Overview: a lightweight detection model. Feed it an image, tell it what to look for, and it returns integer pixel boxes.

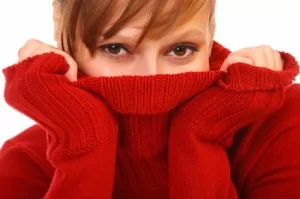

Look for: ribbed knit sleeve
[3,53,118,198]
[168,50,299,198]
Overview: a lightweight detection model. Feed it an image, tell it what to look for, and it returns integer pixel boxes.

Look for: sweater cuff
[218,52,299,92]
[3,52,69,76]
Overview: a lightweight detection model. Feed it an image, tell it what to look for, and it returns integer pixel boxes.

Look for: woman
[0,0,299,198]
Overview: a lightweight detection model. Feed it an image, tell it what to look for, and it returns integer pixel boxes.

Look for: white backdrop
[0,0,299,146]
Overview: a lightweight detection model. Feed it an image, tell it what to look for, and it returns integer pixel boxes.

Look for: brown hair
[56,0,216,56]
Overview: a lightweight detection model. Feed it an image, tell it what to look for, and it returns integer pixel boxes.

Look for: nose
[134,54,158,76]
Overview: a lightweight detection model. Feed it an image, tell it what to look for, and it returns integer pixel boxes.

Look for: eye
[99,43,129,56]
[167,44,199,58]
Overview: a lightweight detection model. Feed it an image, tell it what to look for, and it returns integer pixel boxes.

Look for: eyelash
[99,43,129,53]
[98,43,199,58]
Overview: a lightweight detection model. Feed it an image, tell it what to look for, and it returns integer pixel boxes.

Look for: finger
[274,51,283,71]
[53,49,78,81]
[18,46,28,62]
[220,55,254,72]
[231,47,268,68]
[18,46,36,62]
[262,46,276,70]
[18,39,40,62]
[243,49,267,67]
[64,61,78,82]
[18,47,23,59]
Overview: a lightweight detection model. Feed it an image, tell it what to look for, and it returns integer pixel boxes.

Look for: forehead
[102,0,212,39]
[71,0,213,54]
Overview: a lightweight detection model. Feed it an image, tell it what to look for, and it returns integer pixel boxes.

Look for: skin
[65,1,214,76]
[18,0,283,81]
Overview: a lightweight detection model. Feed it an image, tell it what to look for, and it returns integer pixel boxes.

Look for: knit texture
[1,41,299,199]
[3,54,119,198]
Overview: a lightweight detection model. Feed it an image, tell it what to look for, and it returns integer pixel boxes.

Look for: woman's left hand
[168,44,299,199]
[221,45,283,72]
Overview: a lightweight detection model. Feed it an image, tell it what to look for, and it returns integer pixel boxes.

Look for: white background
[0,0,299,146]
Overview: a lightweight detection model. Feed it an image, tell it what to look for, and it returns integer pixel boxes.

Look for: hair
[55,0,216,57]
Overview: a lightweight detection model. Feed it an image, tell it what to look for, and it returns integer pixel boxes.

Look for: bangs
[60,0,210,56]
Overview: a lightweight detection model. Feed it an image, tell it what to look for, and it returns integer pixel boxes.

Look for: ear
[53,1,62,48]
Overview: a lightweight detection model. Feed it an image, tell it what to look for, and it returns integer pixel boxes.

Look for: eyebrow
[100,28,205,43]
[101,29,143,44]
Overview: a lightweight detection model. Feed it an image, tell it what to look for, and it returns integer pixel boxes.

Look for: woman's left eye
[167,44,199,58]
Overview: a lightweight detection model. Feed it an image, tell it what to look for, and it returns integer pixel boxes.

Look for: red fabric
[0,42,300,198]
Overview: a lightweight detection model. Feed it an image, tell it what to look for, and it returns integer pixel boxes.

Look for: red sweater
[1,42,300,199]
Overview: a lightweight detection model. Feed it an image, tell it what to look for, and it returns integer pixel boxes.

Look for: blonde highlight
[56,0,216,56]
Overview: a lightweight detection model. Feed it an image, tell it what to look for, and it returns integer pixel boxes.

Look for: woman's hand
[3,39,119,198]
[4,38,119,157]
[18,39,78,81]
[168,45,298,199]
[221,45,283,72]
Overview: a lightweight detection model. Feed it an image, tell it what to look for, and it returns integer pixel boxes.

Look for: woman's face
[54,1,214,77]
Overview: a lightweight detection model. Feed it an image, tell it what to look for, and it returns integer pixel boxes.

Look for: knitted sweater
[1,42,299,199]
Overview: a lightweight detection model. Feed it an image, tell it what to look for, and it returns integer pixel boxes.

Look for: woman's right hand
[3,39,119,198]
[18,39,78,81]
[3,39,118,158]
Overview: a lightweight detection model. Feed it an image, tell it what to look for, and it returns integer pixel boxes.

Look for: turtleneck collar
[77,71,223,114]
[76,41,229,115]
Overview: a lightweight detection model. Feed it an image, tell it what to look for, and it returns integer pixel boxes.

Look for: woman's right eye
[99,43,129,57]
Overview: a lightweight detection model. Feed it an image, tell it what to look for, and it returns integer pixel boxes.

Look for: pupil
[108,45,121,54]
[174,46,186,56]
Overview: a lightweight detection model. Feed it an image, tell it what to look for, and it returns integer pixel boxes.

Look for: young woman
[0,0,299,198]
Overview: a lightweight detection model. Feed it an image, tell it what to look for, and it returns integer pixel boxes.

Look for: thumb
[53,49,78,82]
